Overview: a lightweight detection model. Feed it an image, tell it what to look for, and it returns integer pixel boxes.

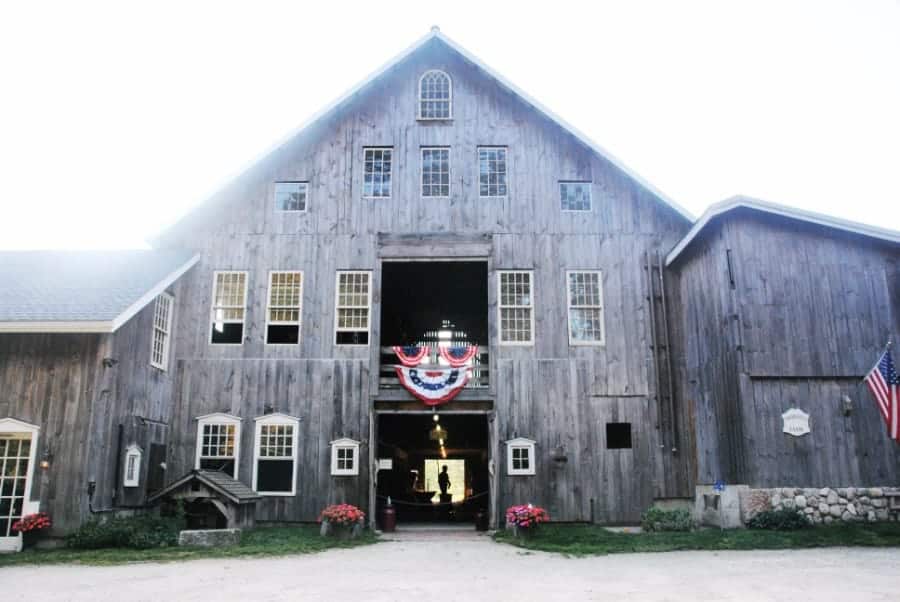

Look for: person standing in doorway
[438,465,451,496]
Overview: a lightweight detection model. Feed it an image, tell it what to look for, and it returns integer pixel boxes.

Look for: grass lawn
[493,522,900,556]
[0,525,377,567]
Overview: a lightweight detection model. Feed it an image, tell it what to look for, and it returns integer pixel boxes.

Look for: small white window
[123,444,142,487]
[498,271,534,345]
[195,413,241,479]
[150,292,174,370]
[478,147,507,197]
[421,147,450,197]
[210,271,248,345]
[566,271,605,345]
[560,181,592,211]
[266,271,303,345]
[418,70,452,119]
[253,413,300,496]
[506,438,535,476]
[334,271,372,346]
[330,438,360,476]
[363,148,393,198]
[275,181,308,212]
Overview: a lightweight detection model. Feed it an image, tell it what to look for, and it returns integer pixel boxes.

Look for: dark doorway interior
[380,261,488,346]
[376,413,489,524]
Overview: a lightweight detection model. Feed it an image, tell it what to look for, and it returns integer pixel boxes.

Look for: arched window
[418,70,452,120]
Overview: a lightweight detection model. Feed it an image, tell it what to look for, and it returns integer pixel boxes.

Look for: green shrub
[746,508,810,531]
[641,507,693,532]
[66,513,185,550]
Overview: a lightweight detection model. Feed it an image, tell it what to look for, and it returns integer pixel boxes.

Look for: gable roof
[148,469,261,505]
[155,28,691,242]
[0,249,199,333]
[666,195,900,266]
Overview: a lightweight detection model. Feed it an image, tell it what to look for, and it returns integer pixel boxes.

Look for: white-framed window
[195,413,241,479]
[363,147,393,198]
[0,418,40,541]
[566,270,605,345]
[210,271,248,345]
[150,292,174,370]
[478,147,507,197]
[123,444,142,488]
[506,438,536,476]
[274,181,309,212]
[418,70,452,120]
[421,147,450,197]
[330,438,360,476]
[498,270,534,345]
[253,413,300,496]
[334,271,372,346]
[266,271,303,345]
[560,181,592,211]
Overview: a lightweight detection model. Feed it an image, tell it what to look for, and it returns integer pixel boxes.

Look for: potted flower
[318,504,365,539]
[12,512,52,549]
[505,504,548,538]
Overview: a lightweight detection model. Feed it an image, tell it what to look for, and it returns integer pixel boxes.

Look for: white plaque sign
[782,408,810,436]
[377,458,393,470]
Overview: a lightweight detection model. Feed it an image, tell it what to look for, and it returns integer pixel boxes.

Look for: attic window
[275,182,308,212]
[418,70,452,119]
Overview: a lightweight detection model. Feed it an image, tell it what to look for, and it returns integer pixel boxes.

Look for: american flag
[865,347,900,442]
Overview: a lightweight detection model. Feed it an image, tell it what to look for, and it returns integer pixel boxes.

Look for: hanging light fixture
[429,423,448,442]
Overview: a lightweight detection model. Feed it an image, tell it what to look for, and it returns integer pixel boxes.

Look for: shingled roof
[0,249,198,333]
[148,469,262,505]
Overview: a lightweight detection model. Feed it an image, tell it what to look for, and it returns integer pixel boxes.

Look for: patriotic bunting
[439,345,478,367]
[394,366,470,406]
[392,346,429,367]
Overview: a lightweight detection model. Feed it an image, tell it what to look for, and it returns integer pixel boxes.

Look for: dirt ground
[4,531,900,601]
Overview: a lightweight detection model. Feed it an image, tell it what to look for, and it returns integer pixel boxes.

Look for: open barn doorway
[375,413,490,526]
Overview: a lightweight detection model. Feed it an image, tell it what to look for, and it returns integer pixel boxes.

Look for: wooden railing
[379,346,490,389]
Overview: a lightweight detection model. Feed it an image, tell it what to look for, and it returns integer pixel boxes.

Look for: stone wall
[741,487,900,525]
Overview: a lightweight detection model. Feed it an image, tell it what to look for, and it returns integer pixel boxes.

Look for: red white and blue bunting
[392,346,429,367]
[394,367,471,406]
[439,345,478,367]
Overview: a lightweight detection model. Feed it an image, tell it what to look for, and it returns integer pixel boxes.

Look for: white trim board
[0,254,200,334]
[152,27,691,245]
[665,196,900,267]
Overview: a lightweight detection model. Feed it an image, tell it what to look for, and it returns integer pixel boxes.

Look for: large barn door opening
[375,413,490,527]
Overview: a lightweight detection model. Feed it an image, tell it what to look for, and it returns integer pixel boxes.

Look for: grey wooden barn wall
[668,210,900,489]
[158,38,691,524]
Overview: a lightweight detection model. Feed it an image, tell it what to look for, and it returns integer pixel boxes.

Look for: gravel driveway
[4,531,899,601]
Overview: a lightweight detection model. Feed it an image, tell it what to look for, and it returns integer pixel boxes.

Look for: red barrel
[381,503,397,532]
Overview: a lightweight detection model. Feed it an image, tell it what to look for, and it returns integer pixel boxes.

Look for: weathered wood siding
[669,209,900,488]
[153,38,690,523]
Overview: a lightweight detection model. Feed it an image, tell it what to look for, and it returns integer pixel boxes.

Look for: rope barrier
[375,490,489,508]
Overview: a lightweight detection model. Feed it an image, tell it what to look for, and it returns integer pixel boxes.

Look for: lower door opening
[376,413,489,526]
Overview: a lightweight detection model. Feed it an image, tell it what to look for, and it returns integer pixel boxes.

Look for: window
[266,271,303,345]
[210,271,248,345]
[418,70,452,119]
[330,438,360,476]
[363,148,393,198]
[274,181,308,212]
[334,271,371,345]
[253,414,299,496]
[0,419,39,540]
[560,181,592,211]
[478,147,507,197]
[506,438,536,476]
[498,271,534,345]
[421,147,450,197]
[606,423,632,449]
[566,271,605,345]
[195,414,241,478]
[123,444,142,488]
[150,293,174,370]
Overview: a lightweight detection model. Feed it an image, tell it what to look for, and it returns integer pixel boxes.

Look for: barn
[0,29,897,550]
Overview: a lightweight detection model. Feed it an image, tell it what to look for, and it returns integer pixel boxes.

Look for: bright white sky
[1,0,898,249]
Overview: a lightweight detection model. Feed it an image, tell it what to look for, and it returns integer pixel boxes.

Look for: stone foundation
[178,528,241,547]
[741,487,900,525]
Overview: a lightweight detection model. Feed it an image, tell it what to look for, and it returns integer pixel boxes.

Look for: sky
[0,0,898,249]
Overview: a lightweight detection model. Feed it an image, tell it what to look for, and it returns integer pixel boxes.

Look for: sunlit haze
[1,0,898,249]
